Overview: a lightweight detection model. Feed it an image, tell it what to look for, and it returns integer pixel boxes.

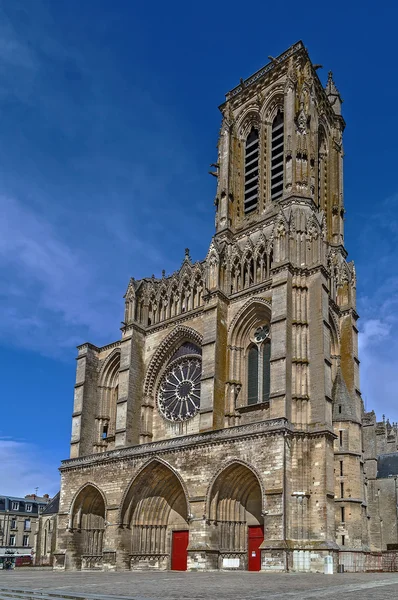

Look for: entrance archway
[71,484,105,569]
[208,462,264,570]
[120,460,189,570]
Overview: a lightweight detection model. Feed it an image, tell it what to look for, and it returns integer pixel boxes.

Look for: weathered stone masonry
[53,41,397,573]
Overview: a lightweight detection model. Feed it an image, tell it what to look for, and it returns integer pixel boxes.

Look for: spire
[332,368,360,423]
[182,247,192,265]
[325,71,342,116]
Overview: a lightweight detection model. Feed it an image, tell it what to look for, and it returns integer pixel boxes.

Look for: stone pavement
[1,570,398,600]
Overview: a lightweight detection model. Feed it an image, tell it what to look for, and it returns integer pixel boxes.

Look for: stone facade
[34,493,60,566]
[54,41,392,573]
[0,493,50,568]
[364,414,398,553]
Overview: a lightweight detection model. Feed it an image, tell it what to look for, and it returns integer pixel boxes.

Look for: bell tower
[214,41,345,248]
[212,41,368,560]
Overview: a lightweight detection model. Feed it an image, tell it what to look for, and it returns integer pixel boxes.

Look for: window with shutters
[271,110,284,201]
[247,325,271,405]
[244,127,259,213]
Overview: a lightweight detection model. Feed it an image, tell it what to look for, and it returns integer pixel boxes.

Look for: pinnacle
[325,71,340,97]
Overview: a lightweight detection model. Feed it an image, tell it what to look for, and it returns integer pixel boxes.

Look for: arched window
[247,326,271,405]
[96,351,120,451]
[244,127,259,213]
[318,128,328,208]
[271,111,284,201]
[247,346,259,404]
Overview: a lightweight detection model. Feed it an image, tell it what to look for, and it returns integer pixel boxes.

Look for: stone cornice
[60,418,291,471]
[76,340,121,354]
[224,41,304,103]
[60,419,338,471]
[76,341,99,353]
[98,340,121,353]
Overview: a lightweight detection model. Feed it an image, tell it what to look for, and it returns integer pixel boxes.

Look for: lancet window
[318,127,328,209]
[244,127,259,213]
[247,325,271,405]
[271,110,284,201]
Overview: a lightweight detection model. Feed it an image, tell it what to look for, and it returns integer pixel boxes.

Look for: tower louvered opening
[244,128,259,213]
[271,111,284,201]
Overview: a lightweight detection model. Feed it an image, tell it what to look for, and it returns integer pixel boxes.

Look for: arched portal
[121,460,189,570]
[71,485,105,569]
[209,462,264,571]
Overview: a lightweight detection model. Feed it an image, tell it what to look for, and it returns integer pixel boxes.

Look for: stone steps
[0,589,135,600]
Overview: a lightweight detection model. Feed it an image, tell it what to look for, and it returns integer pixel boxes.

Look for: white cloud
[358,297,398,422]
[0,438,60,497]
[0,192,177,357]
[0,195,125,356]
[358,319,391,353]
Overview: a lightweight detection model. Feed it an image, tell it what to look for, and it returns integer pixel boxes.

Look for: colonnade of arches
[68,460,264,571]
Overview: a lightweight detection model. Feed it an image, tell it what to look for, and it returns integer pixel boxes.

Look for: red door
[248,526,264,571]
[171,530,189,571]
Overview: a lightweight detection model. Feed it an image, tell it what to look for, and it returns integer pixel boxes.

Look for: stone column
[269,267,293,422]
[116,324,145,448]
[70,343,99,458]
[187,499,218,570]
[199,292,229,432]
[307,268,332,426]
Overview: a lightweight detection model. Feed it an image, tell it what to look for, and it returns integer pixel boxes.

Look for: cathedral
[53,41,398,573]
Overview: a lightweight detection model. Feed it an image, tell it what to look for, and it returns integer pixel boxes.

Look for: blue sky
[1,0,397,496]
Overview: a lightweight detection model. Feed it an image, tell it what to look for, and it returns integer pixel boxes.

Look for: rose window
[158,357,201,422]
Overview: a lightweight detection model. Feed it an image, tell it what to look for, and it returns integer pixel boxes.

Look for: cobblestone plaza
[1,571,398,600]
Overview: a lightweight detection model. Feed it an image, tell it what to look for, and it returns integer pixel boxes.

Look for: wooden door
[171,530,188,571]
[248,525,263,571]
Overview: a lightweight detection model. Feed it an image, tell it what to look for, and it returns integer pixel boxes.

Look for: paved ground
[1,569,398,600]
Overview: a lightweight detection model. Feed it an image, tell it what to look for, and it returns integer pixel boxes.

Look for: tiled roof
[41,492,60,515]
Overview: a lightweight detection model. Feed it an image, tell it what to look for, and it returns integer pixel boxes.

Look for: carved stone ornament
[253,325,270,344]
[276,221,286,238]
[297,107,307,134]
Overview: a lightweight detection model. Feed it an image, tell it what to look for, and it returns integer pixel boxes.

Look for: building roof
[377,452,398,478]
[332,368,360,423]
[0,494,49,503]
[41,492,60,515]
[224,41,305,101]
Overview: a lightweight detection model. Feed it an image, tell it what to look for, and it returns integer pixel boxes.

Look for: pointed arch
[205,459,266,518]
[144,326,203,397]
[97,349,120,444]
[119,457,190,526]
[98,348,120,384]
[119,458,190,559]
[236,109,260,140]
[318,123,329,209]
[68,481,107,517]
[206,461,264,555]
[228,298,272,408]
[271,109,284,201]
[260,86,284,122]
[68,483,106,564]
[228,297,272,348]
